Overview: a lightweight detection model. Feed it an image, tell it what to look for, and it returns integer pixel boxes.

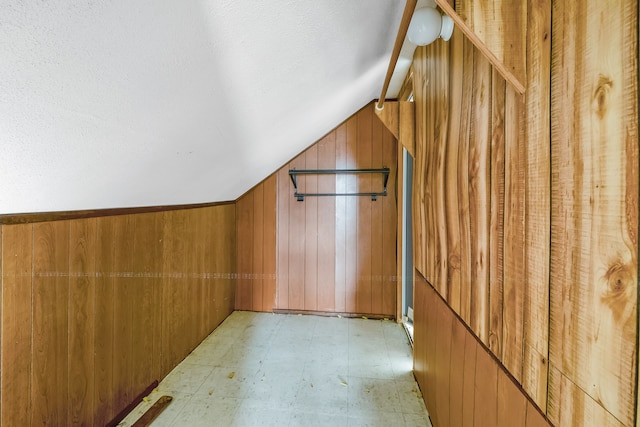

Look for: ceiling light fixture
[406,6,454,46]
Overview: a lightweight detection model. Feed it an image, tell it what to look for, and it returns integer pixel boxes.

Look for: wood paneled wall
[414,274,551,427]
[548,1,638,425]
[410,0,637,425]
[237,103,398,317]
[0,205,236,426]
[235,176,277,312]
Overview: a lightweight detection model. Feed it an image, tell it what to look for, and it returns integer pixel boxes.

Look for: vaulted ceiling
[0,0,405,214]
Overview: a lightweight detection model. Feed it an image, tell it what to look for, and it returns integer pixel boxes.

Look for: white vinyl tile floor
[119,311,432,427]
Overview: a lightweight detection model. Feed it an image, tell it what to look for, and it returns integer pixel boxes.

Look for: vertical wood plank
[317,133,336,312]
[334,123,347,312]
[489,71,505,359]
[253,183,265,312]
[381,127,397,317]
[526,401,552,427]
[32,221,70,426]
[413,49,427,279]
[445,28,464,315]
[0,225,2,423]
[1,224,33,427]
[412,275,427,388]
[68,218,96,426]
[356,105,373,314]
[497,368,527,427]
[262,175,277,312]
[345,115,358,313]
[522,0,552,410]
[432,38,450,300]
[131,214,158,396]
[434,301,453,427]
[548,364,625,426]
[94,217,115,425]
[112,215,134,413]
[502,86,526,383]
[549,1,638,424]
[288,154,306,310]
[370,115,384,315]
[461,331,477,427]
[423,284,438,418]
[236,193,253,310]
[468,48,492,343]
[304,145,318,311]
[448,315,466,427]
[277,166,290,309]
[457,37,474,325]
[473,346,498,427]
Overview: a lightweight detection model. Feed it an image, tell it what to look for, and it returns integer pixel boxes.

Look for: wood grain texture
[413,274,549,427]
[445,28,464,316]
[68,218,97,426]
[549,0,638,425]
[262,175,277,312]
[94,217,116,425]
[409,0,558,418]
[548,364,625,427]
[448,314,466,427]
[502,85,526,383]
[356,105,373,314]
[435,0,526,94]
[258,103,397,317]
[522,0,551,410]
[235,193,253,310]
[489,70,505,358]
[374,101,399,139]
[32,221,70,426]
[304,145,319,311]
[1,224,33,427]
[467,48,491,343]
[497,367,527,427]
[0,226,2,423]
[381,128,397,318]
[253,183,265,312]
[1,205,235,426]
[473,346,498,427]
[434,301,453,427]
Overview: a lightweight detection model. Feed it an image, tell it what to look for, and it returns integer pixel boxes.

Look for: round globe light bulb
[407,7,454,45]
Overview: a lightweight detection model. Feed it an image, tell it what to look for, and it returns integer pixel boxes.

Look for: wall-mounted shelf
[288,168,390,201]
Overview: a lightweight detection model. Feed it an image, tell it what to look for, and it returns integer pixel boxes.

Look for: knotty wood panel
[549,1,638,425]
[236,103,397,316]
[411,0,637,423]
[0,205,236,427]
[413,274,552,427]
[409,0,555,415]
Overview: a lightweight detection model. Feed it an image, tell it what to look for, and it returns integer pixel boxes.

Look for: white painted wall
[0,0,404,214]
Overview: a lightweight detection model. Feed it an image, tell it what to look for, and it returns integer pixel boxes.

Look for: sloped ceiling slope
[0,0,404,214]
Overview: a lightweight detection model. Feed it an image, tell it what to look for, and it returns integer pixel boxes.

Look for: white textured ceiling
[0,0,404,214]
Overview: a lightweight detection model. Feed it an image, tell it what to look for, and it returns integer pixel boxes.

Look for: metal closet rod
[288,167,390,201]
